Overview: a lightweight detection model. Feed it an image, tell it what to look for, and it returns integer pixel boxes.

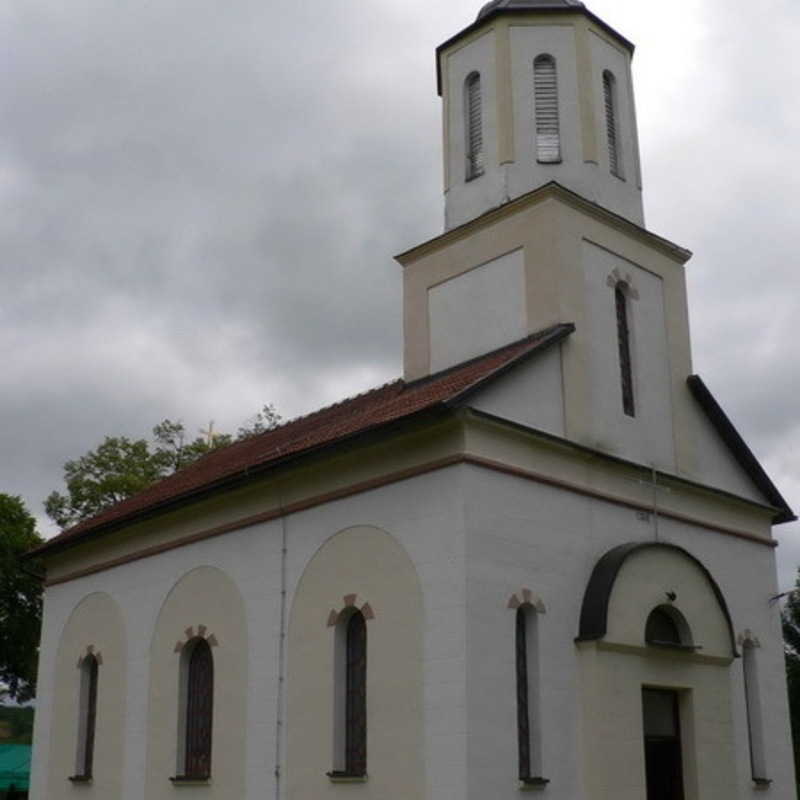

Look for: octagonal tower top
[436,1,643,230]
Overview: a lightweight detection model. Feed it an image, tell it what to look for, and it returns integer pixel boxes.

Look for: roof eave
[26,405,457,562]
[435,6,634,95]
[395,181,692,266]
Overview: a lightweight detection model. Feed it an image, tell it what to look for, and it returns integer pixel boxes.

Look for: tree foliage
[0,494,43,702]
[783,569,800,795]
[45,405,281,530]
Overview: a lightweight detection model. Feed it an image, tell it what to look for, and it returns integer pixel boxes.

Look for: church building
[28,2,797,799]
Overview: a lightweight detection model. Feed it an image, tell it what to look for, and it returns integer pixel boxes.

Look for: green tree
[45,408,281,530]
[782,568,800,796]
[0,495,43,702]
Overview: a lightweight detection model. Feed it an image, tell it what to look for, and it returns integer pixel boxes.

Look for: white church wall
[581,239,676,469]
[31,464,474,800]
[30,517,285,800]
[459,462,794,800]
[468,341,565,435]
[279,468,470,800]
[428,248,526,374]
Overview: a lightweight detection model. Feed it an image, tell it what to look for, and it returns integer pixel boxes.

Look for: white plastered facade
[29,3,796,799]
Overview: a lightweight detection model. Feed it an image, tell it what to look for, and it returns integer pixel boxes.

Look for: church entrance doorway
[642,688,685,800]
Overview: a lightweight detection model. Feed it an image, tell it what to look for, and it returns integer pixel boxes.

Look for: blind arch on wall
[465,72,484,180]
[180,637,214,779]
[603,70,623,178]
[533,55,561,163]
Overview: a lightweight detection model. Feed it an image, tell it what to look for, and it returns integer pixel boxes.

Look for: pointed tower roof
[476,0,585,21]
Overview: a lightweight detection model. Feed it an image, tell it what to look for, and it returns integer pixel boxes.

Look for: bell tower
[438,0,644,230]
[398,0,697,474]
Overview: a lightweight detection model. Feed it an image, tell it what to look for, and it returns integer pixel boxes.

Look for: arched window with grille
[603,70,623,178]
[176,638,214,780]
[533,55,561,163]
[71,653,98,781]
[516,605,547,787]
[615,281,635,417]
[465,72,484,181]
[330,609,367,779]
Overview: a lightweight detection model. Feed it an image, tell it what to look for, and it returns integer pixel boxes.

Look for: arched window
[516,605,546,786]
[533,55,561,163]
[645,606,692,648]
[330,609,367,778]
[465,72,484,181]
[178,638,214,780]
[71,654,98,781]
[603,70,623,178]
[615,281,635,417]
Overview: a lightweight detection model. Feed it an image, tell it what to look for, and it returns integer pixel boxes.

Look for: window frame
[533,54,562,164]
[70,653,99,782]
[615,281,635,417]
[515,604,548,787]
[603,70,624,179]
[464,71,485,182]
[329,608,368,780]
[174,637,214,782]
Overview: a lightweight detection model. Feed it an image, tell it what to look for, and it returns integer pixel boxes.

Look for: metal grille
[534,55,561,163]
[615,283,635,417]
[345,611,367,776]
[604,71,622,177]
[516,608,531,780]
[185,639,214,779]
[465,72,484,180]
[82,655,98,778]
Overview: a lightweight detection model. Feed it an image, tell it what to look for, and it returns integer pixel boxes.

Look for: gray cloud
[2,0,798,589]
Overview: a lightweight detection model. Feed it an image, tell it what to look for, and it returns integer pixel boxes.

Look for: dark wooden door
[643,689,685,800]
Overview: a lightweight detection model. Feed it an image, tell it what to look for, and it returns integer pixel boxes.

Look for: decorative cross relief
[606,267,640,300]
[76,644,103,668]
[174,624,219,654]
[327,594,376,627]
[507,588,546,613]
[738,629,761,648]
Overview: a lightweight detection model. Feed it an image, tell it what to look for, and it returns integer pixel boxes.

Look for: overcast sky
[2,0,798,586]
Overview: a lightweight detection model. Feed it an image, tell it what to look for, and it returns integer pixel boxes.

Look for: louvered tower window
[533,55,561,163]
[465,72,484,181]
[183,638,214,779]
[603,70,623,178]
[615,282,635,417]
[72,654,98,780]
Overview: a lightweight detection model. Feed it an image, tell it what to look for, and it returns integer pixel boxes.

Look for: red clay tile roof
[32,323,574,558]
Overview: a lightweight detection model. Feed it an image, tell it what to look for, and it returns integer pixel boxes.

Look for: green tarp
[0,745,30,791]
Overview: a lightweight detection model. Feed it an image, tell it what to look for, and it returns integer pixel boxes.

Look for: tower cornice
[435,3,634,95]
[395,181,691,266]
